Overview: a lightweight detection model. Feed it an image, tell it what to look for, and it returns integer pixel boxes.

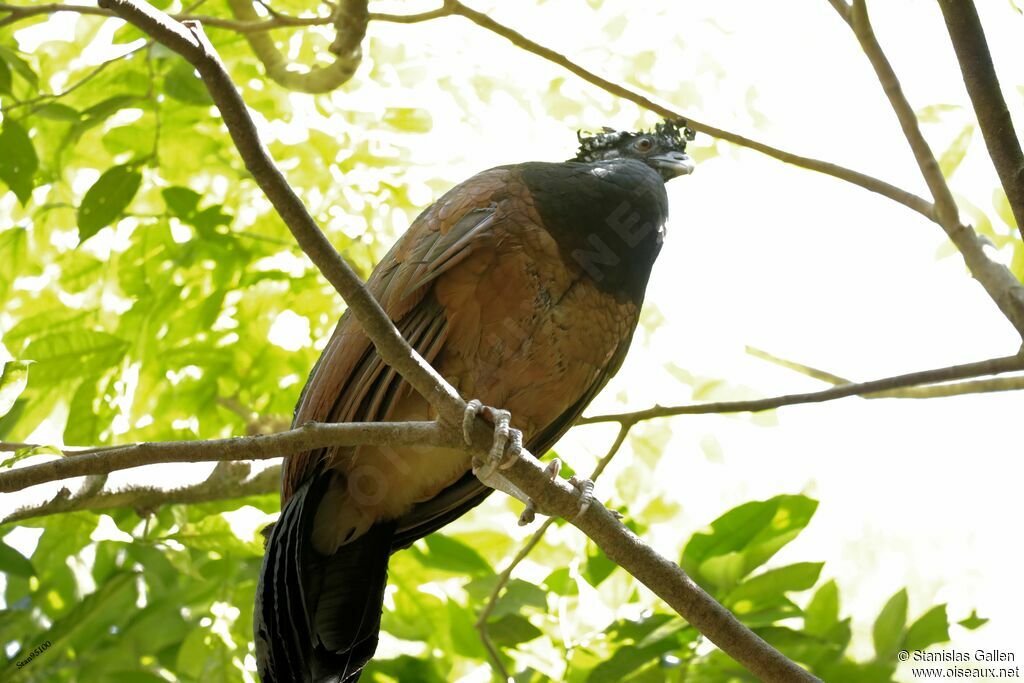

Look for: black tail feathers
[255,476,394,683]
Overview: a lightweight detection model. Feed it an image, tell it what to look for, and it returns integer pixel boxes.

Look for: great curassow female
[254,119,696,682]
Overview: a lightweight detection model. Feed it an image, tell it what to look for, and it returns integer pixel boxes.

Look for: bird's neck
[519,159,669,304]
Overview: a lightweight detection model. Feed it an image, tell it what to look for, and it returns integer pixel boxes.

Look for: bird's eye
[634,137,654,152]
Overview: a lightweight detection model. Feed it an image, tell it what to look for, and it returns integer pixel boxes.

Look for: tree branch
[936,0,1024,243]
[747,345,1024,399]
[224,0,367,94]
[476,423,633,677]
[579,353,1024,425]
[2,462,281,524]
[0,421,444,493]
[828,0,1024,337]
[0,2,448,32]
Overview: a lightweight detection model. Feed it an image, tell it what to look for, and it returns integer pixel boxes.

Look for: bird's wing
[283,167,512,500]
[391,326,637,550]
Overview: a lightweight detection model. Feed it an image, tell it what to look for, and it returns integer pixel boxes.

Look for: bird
[254,118,696,682]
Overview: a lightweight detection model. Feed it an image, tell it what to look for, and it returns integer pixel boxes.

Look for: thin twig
[444,0,934,221]
[747,346,1024,398]
[936,0,1024,243]
[476,424,632,680]
[3,44,148,114]
[746,346,849,385]
[579,353,1024,425]
[828,0,1024,336]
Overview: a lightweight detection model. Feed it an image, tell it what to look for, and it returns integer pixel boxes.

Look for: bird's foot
[517,459,595,526]
[463,399,523,483]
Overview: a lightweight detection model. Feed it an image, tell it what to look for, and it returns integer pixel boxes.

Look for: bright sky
[3,0,1024,675]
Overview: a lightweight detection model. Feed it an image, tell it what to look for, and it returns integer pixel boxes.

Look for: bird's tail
[255,475,394,683]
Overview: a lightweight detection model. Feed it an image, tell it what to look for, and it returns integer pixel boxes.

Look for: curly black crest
[573,118,696,162]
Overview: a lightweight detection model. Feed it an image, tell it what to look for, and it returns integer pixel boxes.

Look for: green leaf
[82,94,142,122]
[465,577,548,619]
[904,604,950,651]
[77,164,143,242]
[726,562,823,611]
[23,329,129,386]
[418,534,493,576]
[65,375,114,444]
[938,124,973,177]
[682,494,818,594]
[993,187,1018,230]
[0,118,39,205]
[0,360,31,418]
[916,103,960,123]
[0,539,35,578]
[103,124,154,156]
[958,610,988,631]
[0,55,11,95]
[588,615,694,683]
[35,102,80,121]
[583,541,617,587]
[0,46,38,89]
[164,60,212,106]
[175,628,210,678]
[487,613,543,647]
[162,186,202,219]
[804,579,840,637]
[382,107,433,133]
[872,588,907,660]
[0,398,27,440]
[1,444,61,469]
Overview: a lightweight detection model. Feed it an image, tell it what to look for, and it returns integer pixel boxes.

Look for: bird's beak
[650,151,695,180]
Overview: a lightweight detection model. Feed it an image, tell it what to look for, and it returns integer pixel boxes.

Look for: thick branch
[830,0,1024,337]
[0,421,443,493]
[580,353,1024,425]
[476,424,632,678]
[7,354,1019,491]
[95,0,465,423]
[936,0,1024,243]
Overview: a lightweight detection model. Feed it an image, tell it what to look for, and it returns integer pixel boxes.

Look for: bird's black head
[573,118,696,182]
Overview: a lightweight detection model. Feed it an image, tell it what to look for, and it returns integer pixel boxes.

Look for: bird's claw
[517,460,595,526]
[464,399,523,483]
[568,474,594,519]
[518,458,561,525]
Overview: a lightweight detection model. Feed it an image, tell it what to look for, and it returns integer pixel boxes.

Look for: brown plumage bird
[254,119,695,682]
